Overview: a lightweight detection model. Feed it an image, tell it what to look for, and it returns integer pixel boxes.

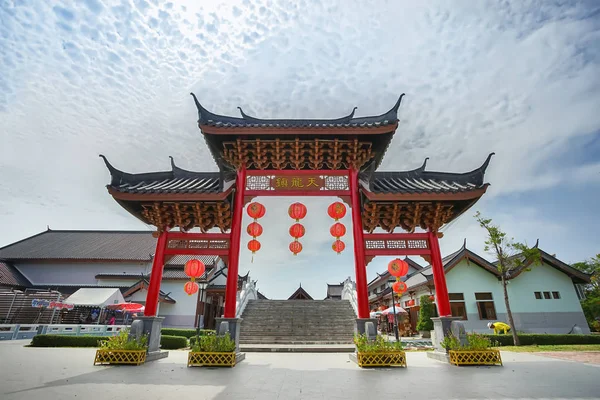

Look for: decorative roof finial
[393,93,406,112]
[480,152,495,173]
[463,238,467,249]
[349,107,358,118]
[534,238,539,248]
[419,157,429,171]
[169,156,176,169]
[99,154,121,177]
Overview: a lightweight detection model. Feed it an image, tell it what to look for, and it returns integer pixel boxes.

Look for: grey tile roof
[0,261,31,287]
[0,230,220,263]
[367,154,494,194]
[101,156,227,195]
[96,265,215,281]
[191,93,404,129]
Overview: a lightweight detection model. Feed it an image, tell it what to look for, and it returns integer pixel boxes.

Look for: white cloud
[0,0,599,296]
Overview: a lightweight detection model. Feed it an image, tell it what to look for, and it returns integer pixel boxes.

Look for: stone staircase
[239,300,356,345]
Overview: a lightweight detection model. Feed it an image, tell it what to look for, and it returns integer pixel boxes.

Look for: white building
[368,242,591,334]
[0,229,257,329]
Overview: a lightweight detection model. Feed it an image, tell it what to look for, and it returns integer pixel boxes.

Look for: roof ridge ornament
[419,157,429,172]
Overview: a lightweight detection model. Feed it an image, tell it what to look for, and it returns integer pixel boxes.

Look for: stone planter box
[188,351,236,367]
[356,351,407,368]
[94,349,146,366]
[449,349,502,366]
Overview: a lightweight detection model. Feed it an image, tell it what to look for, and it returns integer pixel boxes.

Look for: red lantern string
[332,239,345,255]
[289,223,305,241]
[247,222,263,237]
[183,281,199,296]
[387,258,409,277]
[327,202,347,221]
[184,259,205,282]
[392,280,407,295]
[247,202,266,220]
[289,241,303,256]
[288,202,307,222]
[329,222,346,239]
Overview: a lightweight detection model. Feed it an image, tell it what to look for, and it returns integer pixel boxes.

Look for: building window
[475,293,497,320]
[534,292,542,299]
[575,284,586,300]
[552,291,561,299]
[543,292,551,299]
[449,293,467,320]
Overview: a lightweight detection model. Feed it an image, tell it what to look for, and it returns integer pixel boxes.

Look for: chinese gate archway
[100,93,493,326]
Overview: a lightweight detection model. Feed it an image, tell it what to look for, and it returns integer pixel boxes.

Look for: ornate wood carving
[362,201,455,233]
[141,201,232,232]
[222,138,374,170]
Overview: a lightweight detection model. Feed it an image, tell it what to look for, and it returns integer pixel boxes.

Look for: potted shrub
[94,329,147,366]
[188,333,237,367]
[353,334,406,368]
[416,295,434,338]
[443,333,502,366]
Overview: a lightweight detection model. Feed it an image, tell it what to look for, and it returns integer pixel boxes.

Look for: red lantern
[429,295,435,302]
[183,281,199,296]
[247,222,263,237]
[407,299,416,307]
[329,222,346,239]
[289,241,303,256]
[327,202,347,221]
[388,258,409,277]
[247,202,266,220]
[392,281,407,294]
[288,202,307,222]
[248,239,261,254]
[332,239,345,254]
[289,223,305,239]
[184,259,205,281]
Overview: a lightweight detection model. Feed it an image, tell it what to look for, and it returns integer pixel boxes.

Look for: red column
[428,231,452,317]
[349,168,370,319]
[223,167,246,318]
[144,230,168,317]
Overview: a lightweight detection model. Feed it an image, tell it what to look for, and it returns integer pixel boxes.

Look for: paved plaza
[1,340,599,400]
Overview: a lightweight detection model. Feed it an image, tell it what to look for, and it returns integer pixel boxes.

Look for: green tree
[416,295,434,332]
[572,254,600,331]
[475,211,541,346]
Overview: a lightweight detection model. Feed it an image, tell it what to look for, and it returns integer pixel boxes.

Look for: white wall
[508,262,583,313]
[15,262,150,285]
[158,281,198,328]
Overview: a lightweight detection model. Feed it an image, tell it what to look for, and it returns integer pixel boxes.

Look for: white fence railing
[341,277,359,316]
[0,324,128,341]
[236,281,258,318]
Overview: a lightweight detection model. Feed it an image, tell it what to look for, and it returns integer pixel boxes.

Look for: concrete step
[240,344,355,352]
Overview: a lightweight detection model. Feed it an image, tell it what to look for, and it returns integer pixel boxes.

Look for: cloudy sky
[1,0,599,299]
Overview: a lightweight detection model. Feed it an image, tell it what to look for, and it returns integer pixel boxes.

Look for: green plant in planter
[191,333,236,353]
[416,295,434,332]
[99,329,147,351]
[442,332,496,351]
[354,334,403,352]
[441,333,461,351]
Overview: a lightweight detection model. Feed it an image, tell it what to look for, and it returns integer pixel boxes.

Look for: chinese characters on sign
[270,176,325,191]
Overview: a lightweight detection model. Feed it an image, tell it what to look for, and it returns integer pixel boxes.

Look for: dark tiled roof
[191,93,404,129]
[96,265,215,281]
[166,255,217,267]
[100,156,229,195]
[367,154,493,194]
[0,230,219,264]
[0,261,31,287]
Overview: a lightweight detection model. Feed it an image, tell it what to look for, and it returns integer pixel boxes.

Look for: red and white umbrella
[106,303,145,313]
[381,304,408,315]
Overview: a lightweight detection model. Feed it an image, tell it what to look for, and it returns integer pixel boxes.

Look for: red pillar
[223,167,246,318]
[428,231,452,317]
[349,168,370,319]
[144,230,168,316]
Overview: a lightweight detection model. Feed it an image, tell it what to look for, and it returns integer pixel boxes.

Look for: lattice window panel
[365,239,429,251]
[449,350,502,366]
[246,175,270,190]
[94,350,146,365]
[188,352,236,367]
[167,239,230,250]
[324,175,349,190]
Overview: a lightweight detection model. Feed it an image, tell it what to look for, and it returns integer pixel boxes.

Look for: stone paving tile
[1,340,599,400]
[534,351,600,365]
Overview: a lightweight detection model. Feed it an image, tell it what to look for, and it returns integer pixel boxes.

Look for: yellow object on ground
[490,321,511,334]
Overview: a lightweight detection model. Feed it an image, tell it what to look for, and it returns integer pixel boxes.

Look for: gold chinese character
[306,177,319,187]
[291,178,304,188]
[275,178,288,188]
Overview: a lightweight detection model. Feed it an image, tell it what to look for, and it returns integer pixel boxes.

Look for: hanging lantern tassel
[248,239,261,263]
